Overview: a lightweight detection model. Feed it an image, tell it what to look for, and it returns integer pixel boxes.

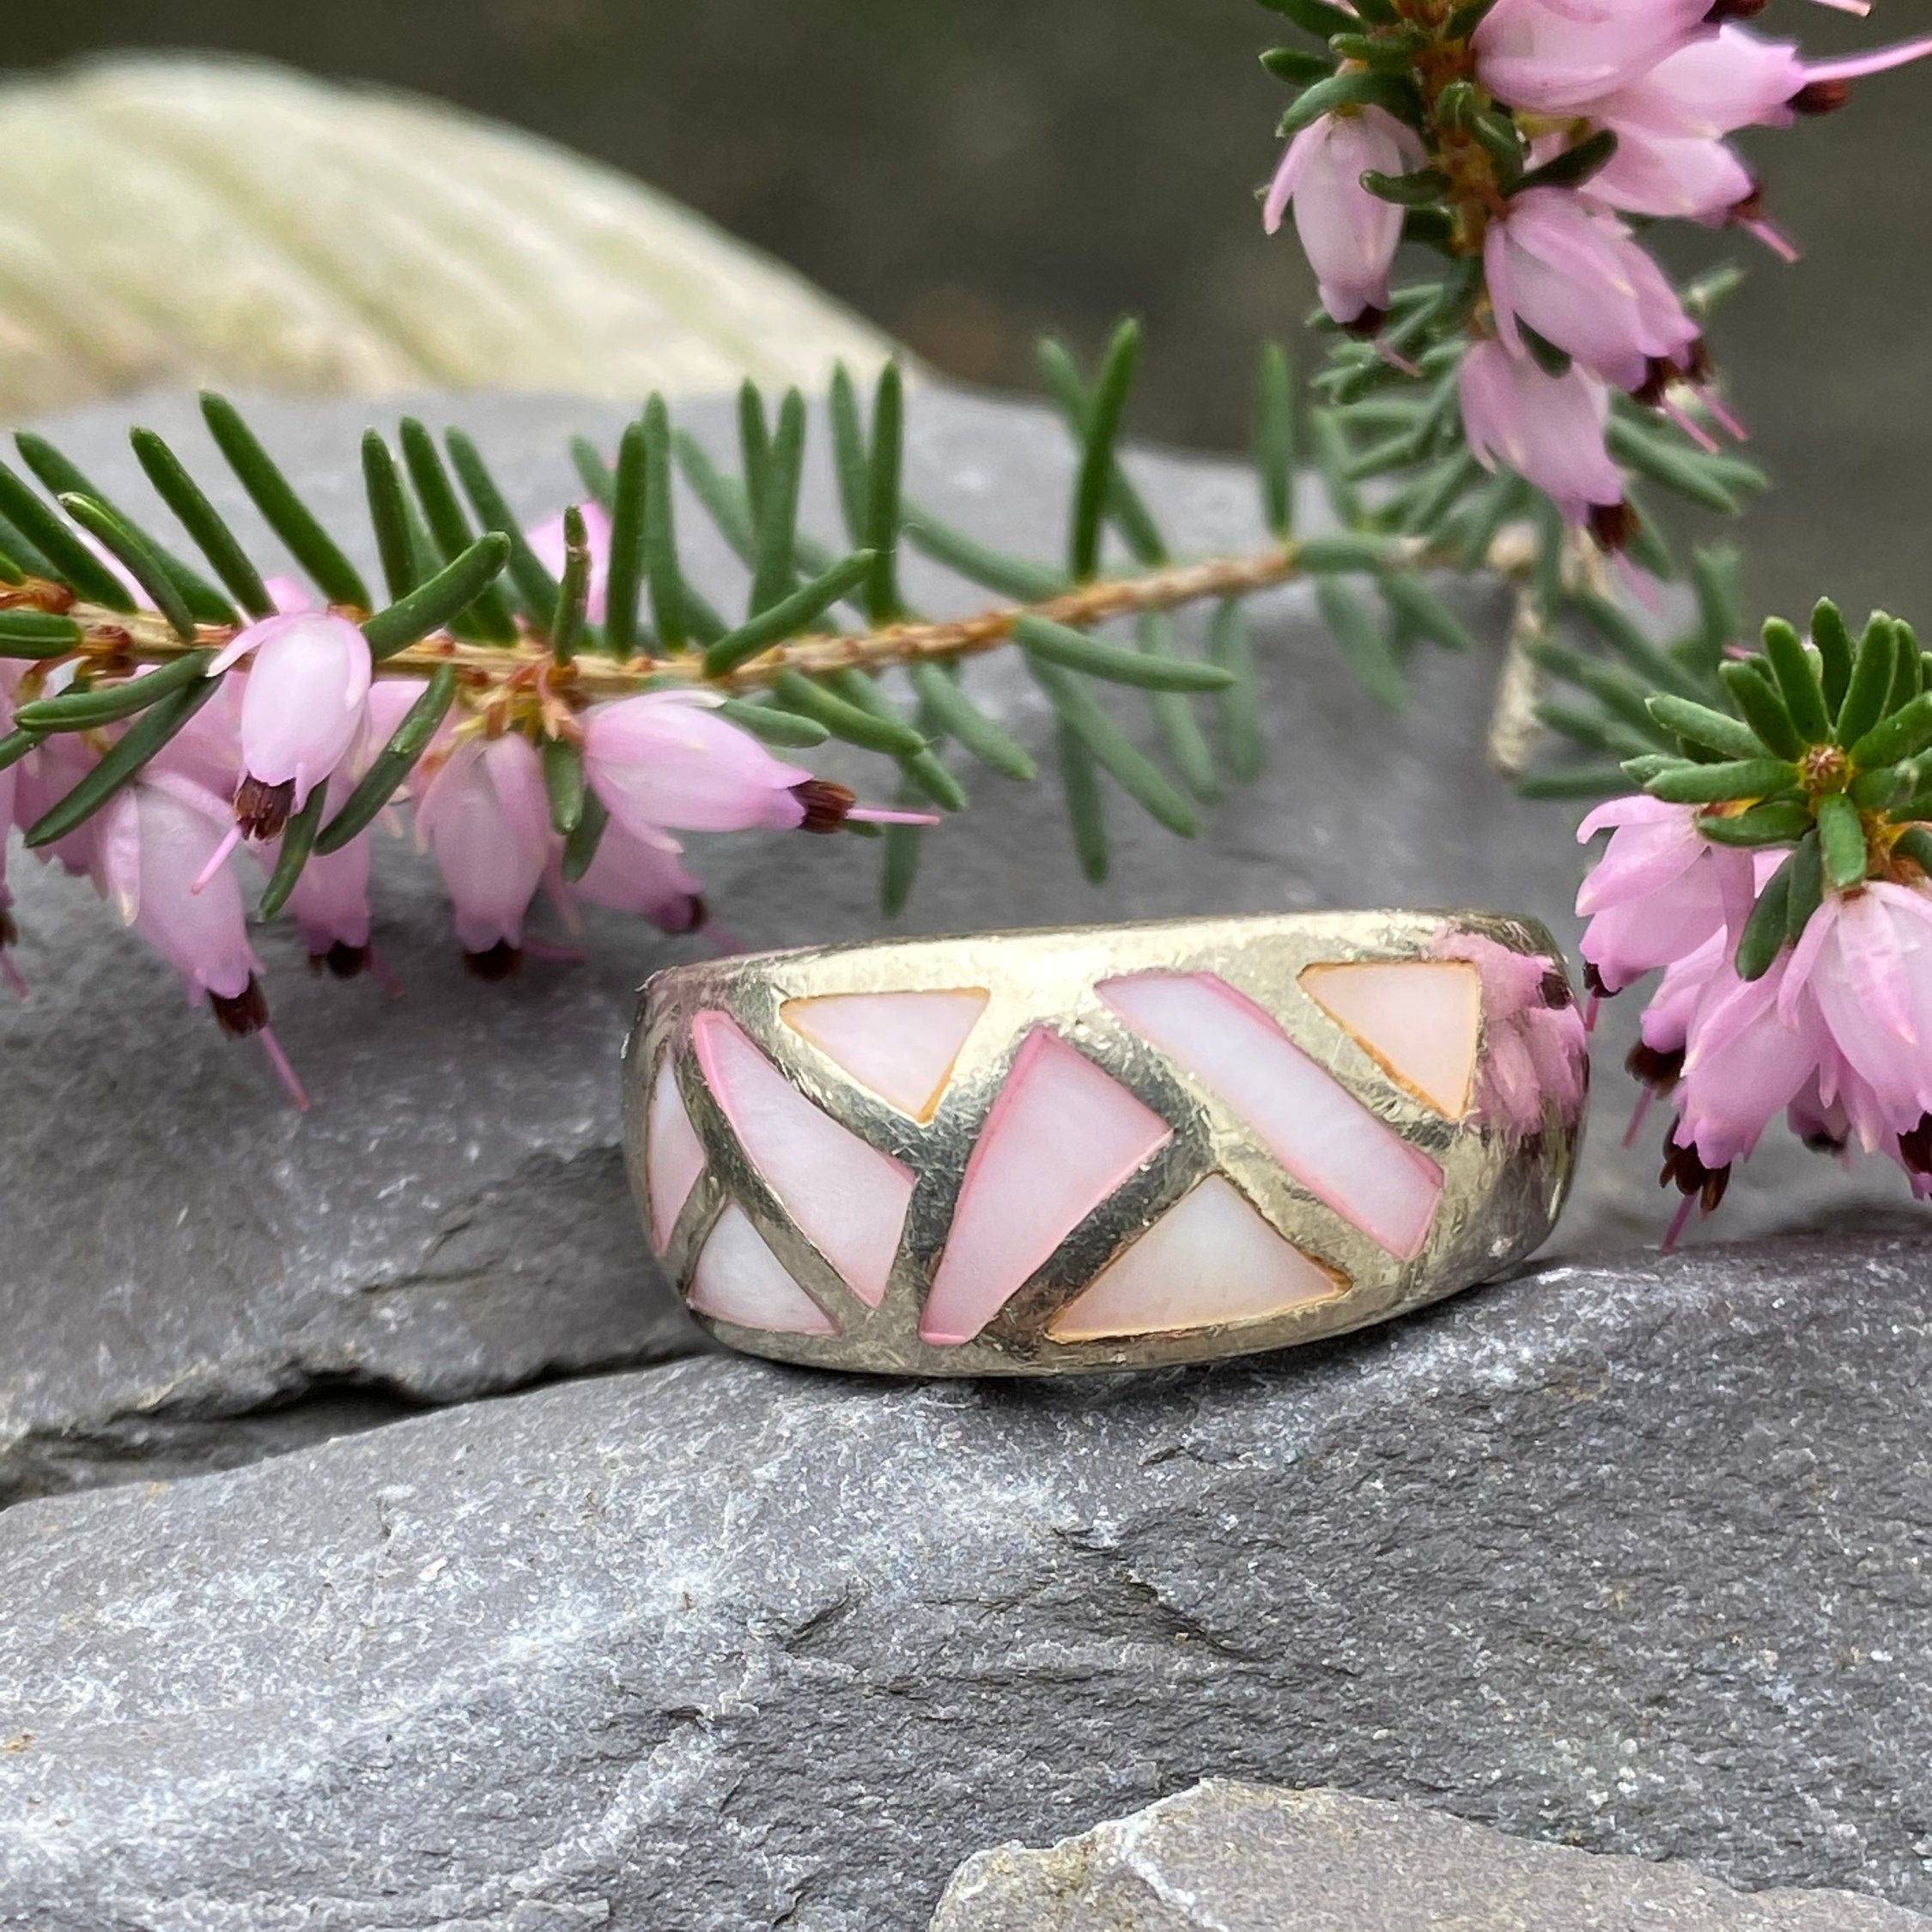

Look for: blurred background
[1,0,1925,621]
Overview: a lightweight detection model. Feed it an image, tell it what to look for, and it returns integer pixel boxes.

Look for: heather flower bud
[415,733,554,963]
[1456,340,1625,532]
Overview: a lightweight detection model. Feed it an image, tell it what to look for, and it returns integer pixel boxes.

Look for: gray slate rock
[3,1233,1931,1929]
[932,1782,1929,1930]
[0,385,1917,1506]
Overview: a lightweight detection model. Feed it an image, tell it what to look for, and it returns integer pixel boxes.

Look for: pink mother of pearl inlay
[920,1028,1171,1346]
[1098,971,1443,1260]
[645,1054,705,1251]
[1048,1174,1343,1341]
[692,1010,914,1307]
[781,987,988,1121]
[689,1203,838,1334]
[1298,959,1480,1118]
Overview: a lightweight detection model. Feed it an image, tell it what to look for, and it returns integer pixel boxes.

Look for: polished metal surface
[623,909,1588,1376]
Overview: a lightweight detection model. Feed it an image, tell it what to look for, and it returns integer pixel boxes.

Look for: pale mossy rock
[932,1783,1929,1931]
[3,1236,1931,1926]
[0,384,1919,1506]
[0,54,896,416]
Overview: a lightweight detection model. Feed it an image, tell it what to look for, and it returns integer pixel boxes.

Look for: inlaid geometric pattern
[692,1009,914,1307]
[1047,1175,1343,1341]
[1298,959,1480,1119]
[1098,971,1443,1261]
[626,910,1589,1376]
[781,988,988,1121]
[920,1028,1171,1346]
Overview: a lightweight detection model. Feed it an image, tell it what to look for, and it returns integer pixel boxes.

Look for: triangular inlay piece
[1049,1176,1344,1341]
[1300,959,1480,1119]
[694,1010,913,1307]
[782,987,989,1121]
[689,1204,838,1335]
[920,1029,1171,1346]
[1098,972,1442,1261]
[646,1054,704,1252]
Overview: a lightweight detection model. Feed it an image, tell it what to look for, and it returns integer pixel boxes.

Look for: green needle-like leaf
[399,418,517,644]
[1380,574,1474,653]
[57,493,197,641]
[1207,600,1266,782]
[641,395,686,652]
[1648,693,1763,762]
[1030,656,1198,839]
[549,504,593,665]
[1315,578,1404,708]
[605,417,648,659]
[1818,789,1868,889]
[1891,824,1932,878]
[15,647,214,731]
[1718,660,1805,762]
[362,533,512,660]
[1055,718,1109,884]
[542,735,586,835]
[863,363,906,623]
[1572,592,1699,696]
[0,726,45,772]
[881,809,923,918]
[702,550,876,678]
[24,671,222,847]
[1646,756,1797,805]
[771,667,927,757]
[737,380,772,532]
[1039,338,1166,568]
[1604,418,1742,515]
[908,661,1036,781]
[0,610,82,657]
[714,698,830,748]
[361,432,420,605]
[562,783,609,883]
[1013,614,1234,692]
[257,784,328,920]
[1760,617,1831,744]
[825,668,966,811]
[446,429,562,624]
[1254,342,1297,540]
[1137,615,1219,802]
[1811,598,1853,718]
[1358,166,1453,205]
[1276,69,1417,141]
[828,361,872,544]
[315,665,456,854]
[1069,319,1140,581]
[0,460,135,611]
[1697,799,1814,846]
[21,434,234,626]
[1734,851,1794,981]
[749,389,807,617]
[1516,762,1637,801]
[201,392,369,609]
[1514,128,1617,193]
[1255,0,1356,36]
[1850,690,1932,771]
[902,507,1070,601]
[1835,616,1897,750]
[1785,829,1824,942]
[569,437,617,513]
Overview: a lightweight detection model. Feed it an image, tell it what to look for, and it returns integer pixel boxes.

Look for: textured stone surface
[933,1783,1929,1930]
[3,1234,1931,1928]
[0,54,895,416]
[0,382,1919,1505]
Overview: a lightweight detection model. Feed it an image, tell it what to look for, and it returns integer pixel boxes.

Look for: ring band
[623,910,1588,1375]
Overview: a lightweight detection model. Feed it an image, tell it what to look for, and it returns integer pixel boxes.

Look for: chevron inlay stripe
[690,1204,838,1335]
[1298,959,1480,1118]
[1097,971,1443,1259]
[645,1054,705,1252]
[693,1010,914,1306]
[781,988,988,1121]
[920,1029,1172,1346]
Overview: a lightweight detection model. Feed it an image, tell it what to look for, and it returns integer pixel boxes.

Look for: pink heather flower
[571,817,707,934]
[208,611,373,838]
[1672,948,1821,1169]
[1591,24,1932,137]
[1431,927,1587,1133]
[1576,794,1755,994]
[415,732,554,966]
[1263,106,1425,328]
[581,692,815,837]
[93,772,307,1105]
[1777,881,1932,1142]
[1485,190,1700,394]
[526,502,611,624]
[1473,0,1709,114]
[1580,125,1756,227]
[1458,339,1625,531]
[14,732,103,880]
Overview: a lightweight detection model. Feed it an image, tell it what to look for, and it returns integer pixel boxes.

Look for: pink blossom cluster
[1578,794,1932,1242]
[0,539,917,1107]
[1264,0,1930,541]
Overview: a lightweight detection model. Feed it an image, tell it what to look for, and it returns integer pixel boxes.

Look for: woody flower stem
[5,537,1469,702]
